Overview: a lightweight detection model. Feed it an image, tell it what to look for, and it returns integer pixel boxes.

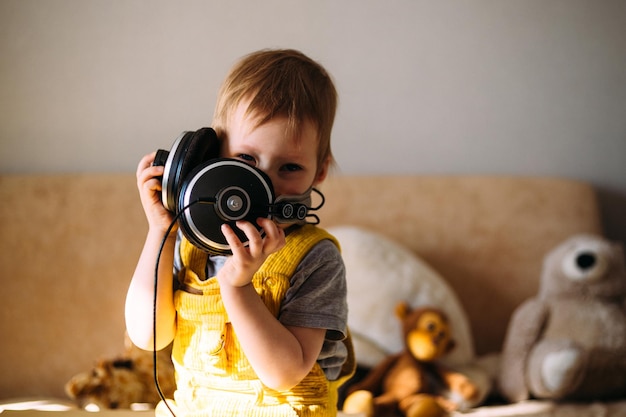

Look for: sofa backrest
[317,176,602,356]
[0,174,602,399]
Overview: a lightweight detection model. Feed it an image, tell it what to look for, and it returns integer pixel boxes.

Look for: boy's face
[221,102,329,201]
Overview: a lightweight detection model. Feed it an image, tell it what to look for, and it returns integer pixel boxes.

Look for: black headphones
[153,128,324,254]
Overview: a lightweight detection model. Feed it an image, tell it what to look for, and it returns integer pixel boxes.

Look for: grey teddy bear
[498,234,626,402]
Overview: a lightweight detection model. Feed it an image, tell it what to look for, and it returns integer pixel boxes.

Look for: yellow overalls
[156,225,355,417]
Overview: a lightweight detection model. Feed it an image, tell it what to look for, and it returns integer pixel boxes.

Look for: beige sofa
[1,173,624,416]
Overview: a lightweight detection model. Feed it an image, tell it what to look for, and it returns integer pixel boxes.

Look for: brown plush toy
[343,303,479,417]
[498,234,626,402]
[65,337,175,410]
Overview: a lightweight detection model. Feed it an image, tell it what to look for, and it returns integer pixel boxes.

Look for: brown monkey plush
[343,304,479,417]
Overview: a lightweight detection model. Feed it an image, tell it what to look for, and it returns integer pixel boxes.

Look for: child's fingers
[222,219,285,263]
[136,153,165,196]
[257,218,285,252]
[138,165,164,186]
[136,152,157,177]
[235,221,264,255]
[221,223,244,252]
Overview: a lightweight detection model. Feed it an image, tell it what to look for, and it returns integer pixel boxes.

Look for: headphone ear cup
[177,159,275,254]
[162,128,220,212]
[182,128,221,170]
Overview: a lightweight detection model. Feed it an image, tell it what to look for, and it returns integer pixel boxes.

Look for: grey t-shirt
[174,231,349,380]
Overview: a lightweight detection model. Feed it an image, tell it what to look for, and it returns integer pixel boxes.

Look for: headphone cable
[152,198,215,416]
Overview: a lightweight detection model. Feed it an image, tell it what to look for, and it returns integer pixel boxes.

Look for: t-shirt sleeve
[278,238,349,380]
[278,238,348,341]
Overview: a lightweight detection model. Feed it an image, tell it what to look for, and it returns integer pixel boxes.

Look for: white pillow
[329,225,475,368]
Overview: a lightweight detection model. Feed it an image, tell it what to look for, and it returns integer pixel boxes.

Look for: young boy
[125,49,354,417]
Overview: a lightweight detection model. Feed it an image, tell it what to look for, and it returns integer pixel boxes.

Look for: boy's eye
[237,154,256,165]
[281,164,302,172]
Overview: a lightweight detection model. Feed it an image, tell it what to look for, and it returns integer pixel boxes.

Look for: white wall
[1,0,625,240]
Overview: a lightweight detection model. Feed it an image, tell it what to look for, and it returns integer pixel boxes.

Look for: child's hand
[218,218,286,287]
[136,152,176,233]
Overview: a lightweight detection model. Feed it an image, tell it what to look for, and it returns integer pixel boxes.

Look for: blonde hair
[212,49,338,170]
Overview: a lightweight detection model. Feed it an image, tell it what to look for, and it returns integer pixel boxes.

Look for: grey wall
[1,0,625,241]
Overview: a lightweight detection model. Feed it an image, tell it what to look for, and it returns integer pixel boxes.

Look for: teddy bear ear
[395,302,411,319]
[94,360,111,375]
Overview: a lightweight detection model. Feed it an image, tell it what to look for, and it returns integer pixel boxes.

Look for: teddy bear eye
[576,252,596,269]
[112,359,133,370]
